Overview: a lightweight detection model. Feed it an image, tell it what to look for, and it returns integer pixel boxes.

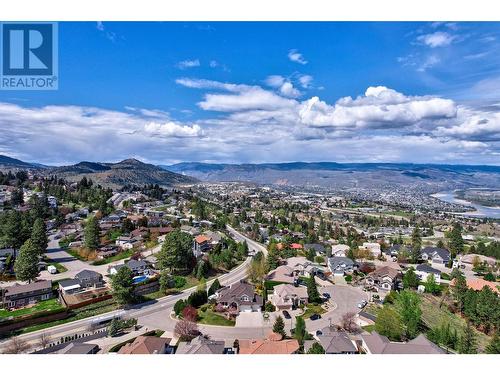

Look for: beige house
[270,284,308,310]
[266,265,295,284]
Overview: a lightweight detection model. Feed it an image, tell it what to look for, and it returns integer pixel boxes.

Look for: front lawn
[91,249,134,265]
[0,298,63,320]
[197,309,235,326]
[302,304,326,319]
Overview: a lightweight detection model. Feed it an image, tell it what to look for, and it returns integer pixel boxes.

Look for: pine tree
[307,342,325,354]
[449,223,464,259]
[458,321,477,354]
[410,225,422,263]
[294,316,306,344]
[273,315,286,337]
[84,216,100,249]
[14,239,40,283]
[31,218,48,256]
[157,230,194,272]
[485,333,500,354]
[307,275,322,303]
[111,266,135,306]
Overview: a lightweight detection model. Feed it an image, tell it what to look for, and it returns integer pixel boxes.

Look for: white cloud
[279,82,301,98]
[144,121,203,137]
[96,22,105,31]
[265,75,286,88]
[176,59,201,69]
[287,49,308,65]
[298,75,313,88]
[417,31,456,48]
[417,55,440,72]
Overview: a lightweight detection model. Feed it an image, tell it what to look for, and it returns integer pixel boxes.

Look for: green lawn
[301,304,326,319]
[197,309,235,326]
[91,249,134,266]
[0,298,63,319]
[363,324,376,333]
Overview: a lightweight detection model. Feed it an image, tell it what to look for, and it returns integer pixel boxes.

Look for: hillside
[0,155,41,170]
[162,162,500,192]
[44,158,197,188]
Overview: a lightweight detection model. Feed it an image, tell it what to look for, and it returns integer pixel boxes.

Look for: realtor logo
[1,22,58,90]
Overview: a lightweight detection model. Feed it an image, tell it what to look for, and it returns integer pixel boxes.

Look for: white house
[331,244,350,257]
[415,264,441,283]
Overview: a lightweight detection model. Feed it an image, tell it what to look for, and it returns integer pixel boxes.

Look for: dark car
[283,311,291,319]
[322,292,331,299]
[310,314,322,321]
[316,330,323,336]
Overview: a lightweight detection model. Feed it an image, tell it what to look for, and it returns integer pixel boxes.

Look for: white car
[357,300,367,309]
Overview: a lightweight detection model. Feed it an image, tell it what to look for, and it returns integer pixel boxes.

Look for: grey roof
[75,269,102,280]
[58,279,81,288]
[304,243,326,253]
[362,332,445,354]
[4,280,51,297]
[328,256,357,270]
[59,343,99,354]
[416,263,441,275]
[127,259,147,269]
[317,328,357,353]
[421,247,450,262]
[216,280,263,306]
[0,248,16,257]
[175,336,225,354]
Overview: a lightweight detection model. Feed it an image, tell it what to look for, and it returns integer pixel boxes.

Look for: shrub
[182,305,198,322]
[174,299,187,316]
[187,289,208,308]
[174,276,187,289]
[344,274,353,283]
[265,301,276,312]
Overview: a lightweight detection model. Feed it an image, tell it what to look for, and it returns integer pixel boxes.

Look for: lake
[431,190,500,219]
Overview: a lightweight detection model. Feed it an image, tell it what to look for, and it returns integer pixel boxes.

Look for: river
[431,190,500,219]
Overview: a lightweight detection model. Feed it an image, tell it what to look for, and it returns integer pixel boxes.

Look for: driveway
[305,284,368,332]
[235,311,264,327]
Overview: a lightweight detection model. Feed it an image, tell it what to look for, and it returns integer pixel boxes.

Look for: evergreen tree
[157,230,195,272]
[396,290,421,339]
[14,239,40,283]
[306,247,316,262]
[30,218,48,256]
[306,275,322,303]
[108,318,121,337]
[84,216,100,249]
[402,267,419,289]
[375,306,403,341]
[452,272,468,313]
[448,223,464,259]
[458,321,477,354]
[111,266,135,305]
[410,225,422,263]
[294,316,306,344]
[208,278,221,296]
[273,315,286,337]
[307,342,325,354]
[485,333,500,354]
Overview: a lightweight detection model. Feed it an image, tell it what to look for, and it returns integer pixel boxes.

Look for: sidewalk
[87,326,150,354]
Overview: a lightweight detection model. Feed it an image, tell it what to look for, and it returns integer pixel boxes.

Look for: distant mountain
[0,154,41,170]
[45,158,197,188]
[162,162,500,191]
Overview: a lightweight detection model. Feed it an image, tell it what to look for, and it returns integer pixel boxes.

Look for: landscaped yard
[91,249,134,265]
[301,304,326,319]
[0,298,63,320]
[197,309,235,326]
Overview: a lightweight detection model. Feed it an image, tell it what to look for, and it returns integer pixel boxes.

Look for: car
[357,300,367,309]
[282,310,291,319]
[310,314,322,321]
[322,292,331,299]
[316,330,323,336]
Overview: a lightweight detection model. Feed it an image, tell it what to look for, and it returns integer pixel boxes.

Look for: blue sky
[1,22,500,165]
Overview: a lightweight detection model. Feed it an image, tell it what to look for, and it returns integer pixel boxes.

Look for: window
[41,294,50,301]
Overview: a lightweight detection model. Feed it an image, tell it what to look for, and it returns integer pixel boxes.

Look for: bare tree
[174,320,199,341]
[38,332,51,349]
[341,311,360,333]
[3,336,32,354]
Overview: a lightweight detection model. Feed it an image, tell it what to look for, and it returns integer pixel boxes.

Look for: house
[58,343,100,354]
[266,265,295,284]
[420,247,450,265]
[1,280,52,309]
[215,280,263,314]
[384,244,407,258]
[415,263,442,283]
[118,336,173,354]
[331,244,349,257]
[365,266,401,291]
[360,242,381,257]
[193,235,211,257]
[304,328,357,354]
[175,336,226,354]
[304,243,326,255]
[109,259,148,276]
[115,236,141,250]
[450,278,499,294]
[270,284,308,310]
[360,332,445,354]
[328,257,358,275]
[59,269,104,295]
[238,333,300,354]
[290,243,303,250]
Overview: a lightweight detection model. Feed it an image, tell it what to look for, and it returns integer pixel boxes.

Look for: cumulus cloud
[176,59,201,69]
[417,31,456,48]
[144,121,203,137]
[298,75,313,88]
[287,49,308,64]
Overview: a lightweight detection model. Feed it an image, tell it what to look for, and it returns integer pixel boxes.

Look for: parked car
[322,292,331,299]
[310,314,322,321]
[357,300,367,309]
[316,330,323,336]
[283,310,291,319]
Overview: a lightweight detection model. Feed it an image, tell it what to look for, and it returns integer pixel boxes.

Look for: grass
[197,309,235,326]
[301,304,326,319]
[0,298,62,319]
[363,324,376,333]
[65,247,88,261]
[91,249,134,266]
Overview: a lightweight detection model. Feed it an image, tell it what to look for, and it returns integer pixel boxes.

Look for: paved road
[0,226,259,352]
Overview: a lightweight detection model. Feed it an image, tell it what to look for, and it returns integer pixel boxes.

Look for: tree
[159,270,173,293]
[157,230,194,272]
[410,225,422,263]
[108,318,121,337]
[307,342,326,354]
[306,247,316,262]
[448,223,464,259]
[375,306,403,341]
[248,252,266,283]
[425,273,441,295]
[14,239,40,283]
[182,305,198,322]
[2,336,31,354]
[187,289,208,308]
[402,267,419,289]
[294,316,306,344]
[273,315,286,337]
[341,311,359,333]
[483,272,496,282]
[174,320,199,341]
[458,321,477,354]
[111,266,135,305]
[174,299,187,316]
[396,290,421,339]
[30,218,48,256]
[84,216,100,249]
[452,272,468,312]
[485,333,500,354]
[306,275,321,303]
[208,278,221,296]
[38,332,51,349]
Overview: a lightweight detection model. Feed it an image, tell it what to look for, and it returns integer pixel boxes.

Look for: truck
[47,265,57,274]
